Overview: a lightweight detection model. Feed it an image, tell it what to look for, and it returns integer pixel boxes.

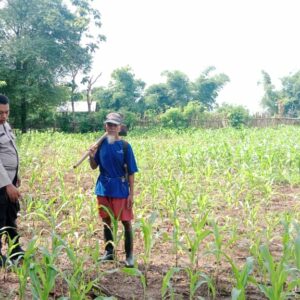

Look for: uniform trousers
[0,178,20,248]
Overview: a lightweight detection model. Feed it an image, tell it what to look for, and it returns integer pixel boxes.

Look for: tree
[192,66,230,111]
[144,83,171,113]
[162,70,191,108]
[0,0,104,132]
[280,71,300,117]
[259,70,280,116]
[217,103,250,128]
[82,72,102,113]
[66,0,106,114]
[98,66,145,112]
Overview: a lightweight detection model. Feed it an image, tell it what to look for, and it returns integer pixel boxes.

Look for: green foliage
[218,104,250,128]
[144,83,171,113]
[183,101,205,126]
[192,66,230,111]
[160,107,187,128]
[281,71,300,116]
[0,0,103,132]
[260,70,300,117]
[119,110,139,129]
[100,66,146,112]
[259,71,280,115]
[162,70,191,108]
[55,110,108,133]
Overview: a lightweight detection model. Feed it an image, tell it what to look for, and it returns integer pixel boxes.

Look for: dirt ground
[0,185,300,299]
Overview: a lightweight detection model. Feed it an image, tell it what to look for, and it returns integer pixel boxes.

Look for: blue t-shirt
[94,138,138,198]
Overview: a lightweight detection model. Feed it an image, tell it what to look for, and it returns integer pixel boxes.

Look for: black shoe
[0,254,7,267]
[124,255,134,268]
[9,245,25,261]
[99,250,114,261]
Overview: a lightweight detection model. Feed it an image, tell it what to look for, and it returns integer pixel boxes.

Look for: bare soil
[0,182,300,300]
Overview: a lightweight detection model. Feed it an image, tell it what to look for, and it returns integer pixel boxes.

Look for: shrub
[160,107,187,128]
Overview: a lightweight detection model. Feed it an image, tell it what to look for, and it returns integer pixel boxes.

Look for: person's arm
[89,148,98,170]
[127,174,135,208]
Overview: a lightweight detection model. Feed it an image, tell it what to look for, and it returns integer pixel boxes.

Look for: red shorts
[97,196,133,221]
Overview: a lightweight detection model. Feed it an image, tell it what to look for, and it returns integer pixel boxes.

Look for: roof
[57,101,96,113]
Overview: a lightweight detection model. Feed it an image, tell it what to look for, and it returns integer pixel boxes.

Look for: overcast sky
[90,0,300,113]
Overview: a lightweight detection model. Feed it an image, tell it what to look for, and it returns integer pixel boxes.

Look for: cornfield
[1,126,300,299]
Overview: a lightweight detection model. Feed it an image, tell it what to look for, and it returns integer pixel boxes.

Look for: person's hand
[88,145,98,159]
[6,184,21,203]
[127,194,134,209]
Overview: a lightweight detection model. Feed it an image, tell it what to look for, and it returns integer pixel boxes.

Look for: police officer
[0,94,24,267]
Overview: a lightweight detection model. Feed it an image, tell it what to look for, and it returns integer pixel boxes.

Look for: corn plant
[62,245,96,300]
[29,234,65,300]
[223,254,254,300]
[255,244,292,300]
[137,212,158,285]
[185,267,215,300]
[13,238,38,300]
[161,267,181,300]
[183,212,211,270]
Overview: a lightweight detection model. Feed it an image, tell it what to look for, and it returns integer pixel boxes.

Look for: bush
[217,104,251,128]
[160,107,187,128]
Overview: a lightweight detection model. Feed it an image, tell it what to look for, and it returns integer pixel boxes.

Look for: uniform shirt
[94,138,138,198]
[0,122,19,188]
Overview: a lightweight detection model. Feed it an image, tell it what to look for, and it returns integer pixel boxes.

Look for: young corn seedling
[13,238,38,300]
[223,254,254,300]
[209,220,224,292]
[256,243,292,300]
[29,233,65,300]
[137,212,158,286]
[185,267,215,300]
[62,245,97,300]
[288,223,300,295]
[161,267,181,300]
[184,212,211,270]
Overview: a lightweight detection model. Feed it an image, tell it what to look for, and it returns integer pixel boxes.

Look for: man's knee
[122,221,132,231]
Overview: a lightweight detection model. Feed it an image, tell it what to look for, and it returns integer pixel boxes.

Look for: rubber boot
[124,230,134,268]
[100,226,114,261]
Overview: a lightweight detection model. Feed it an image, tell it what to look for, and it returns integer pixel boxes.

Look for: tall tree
[162,70,191,108]
[144,83,171,113]
[192,66,230,111]
[0,0,103,132]
[280,71,300,117]
[260,70,280,115]
[66,0,105,113]
[102,66,145,112]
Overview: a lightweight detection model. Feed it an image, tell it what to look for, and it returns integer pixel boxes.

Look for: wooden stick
[73,132,108,169]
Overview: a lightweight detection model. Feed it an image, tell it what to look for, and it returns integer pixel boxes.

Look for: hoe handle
[73,132,108,169]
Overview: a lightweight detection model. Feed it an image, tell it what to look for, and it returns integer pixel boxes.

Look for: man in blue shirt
[89,112,138,268]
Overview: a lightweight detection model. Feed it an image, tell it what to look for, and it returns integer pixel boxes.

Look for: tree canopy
[0,0,103,131]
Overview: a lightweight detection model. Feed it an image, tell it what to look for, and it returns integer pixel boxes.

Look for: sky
[90,0,300,113]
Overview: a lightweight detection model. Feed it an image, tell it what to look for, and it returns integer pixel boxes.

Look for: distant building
[57,101,97,113]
